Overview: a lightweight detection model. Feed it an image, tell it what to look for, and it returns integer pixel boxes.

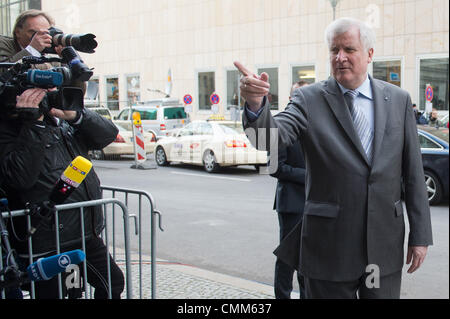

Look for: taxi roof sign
[207,114,226,121]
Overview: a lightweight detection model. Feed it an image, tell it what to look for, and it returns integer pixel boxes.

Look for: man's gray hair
[13,9,54,43]
[325,17,376,51]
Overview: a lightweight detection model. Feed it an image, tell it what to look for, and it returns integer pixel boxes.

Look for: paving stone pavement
[112,256,291,299]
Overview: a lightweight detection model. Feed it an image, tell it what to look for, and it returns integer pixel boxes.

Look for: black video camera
[0,46,93,119]
[43,27,98,54]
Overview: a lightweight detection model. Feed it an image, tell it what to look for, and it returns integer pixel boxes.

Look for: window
[219,122,244,134]
[106,77,119,110]
[1,0,41,36]
[194,122,213,135]
[218,124,241,135]
[85,78,99,100]
[226,70,244,110]
[117,109,129,121]
[164,107,187,120]
[135,108,157,120]
[292,65,316,86]
[418,134,442,149]
[127,75,140,106]
[198,72,215,111]
[180,123,194,136]
[93,108,111,118]
[373,60,401,87]
[257,67,278,110]
[419,57,449,111]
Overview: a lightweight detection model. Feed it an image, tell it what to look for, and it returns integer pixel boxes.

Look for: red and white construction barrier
[133,123,146,163]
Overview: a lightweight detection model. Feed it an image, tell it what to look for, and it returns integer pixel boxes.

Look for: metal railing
[1,198,131,299]
[1,186,163,299]
[101,185,163,299]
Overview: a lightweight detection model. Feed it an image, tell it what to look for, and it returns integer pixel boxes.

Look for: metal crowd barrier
[0,186,163,299]
[100,185,163,299]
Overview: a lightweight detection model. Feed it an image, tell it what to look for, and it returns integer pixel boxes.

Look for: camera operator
[0,86,124,299]
[0,9,59,64]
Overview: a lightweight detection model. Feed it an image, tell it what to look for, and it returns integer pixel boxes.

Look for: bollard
[130,112,156,170]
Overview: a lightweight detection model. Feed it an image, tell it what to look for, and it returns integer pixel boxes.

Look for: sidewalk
[115,253,299,299]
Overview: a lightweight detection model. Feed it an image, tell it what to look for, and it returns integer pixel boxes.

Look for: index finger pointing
[233,61,253,77]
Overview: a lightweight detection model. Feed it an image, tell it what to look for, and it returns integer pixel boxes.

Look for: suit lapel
[371,76,390,165]
[321,77,369,166]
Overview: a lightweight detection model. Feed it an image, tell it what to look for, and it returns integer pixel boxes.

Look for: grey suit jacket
[243,76,433,282]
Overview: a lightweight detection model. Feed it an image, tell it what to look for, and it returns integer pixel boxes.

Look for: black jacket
[270,140,306,215]
[0,109,118,255]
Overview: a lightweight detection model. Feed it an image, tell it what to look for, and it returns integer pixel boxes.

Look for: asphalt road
[94,157,449,299]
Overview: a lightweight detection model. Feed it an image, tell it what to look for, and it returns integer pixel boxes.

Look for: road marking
[171,171,252,182]
[189,219,229,226]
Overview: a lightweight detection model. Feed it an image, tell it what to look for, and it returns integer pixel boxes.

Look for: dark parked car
[417,125,449,205]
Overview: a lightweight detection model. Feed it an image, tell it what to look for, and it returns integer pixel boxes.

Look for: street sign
[210,93,220,105]
[425,85,433,102]
[184,94,193,105]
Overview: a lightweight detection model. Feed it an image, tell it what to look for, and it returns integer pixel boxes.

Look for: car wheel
[91,150,105,160]
[203,150,219,173]
[155,146,169,166]
[424,170,443,206]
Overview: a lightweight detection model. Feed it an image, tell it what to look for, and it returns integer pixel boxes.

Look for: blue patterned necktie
[345,90,374,163]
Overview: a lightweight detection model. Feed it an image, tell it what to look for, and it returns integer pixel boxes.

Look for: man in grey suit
[234,17,432,299]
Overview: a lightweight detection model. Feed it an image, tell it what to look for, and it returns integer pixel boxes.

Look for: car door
[172,123,194,162]
[190,122,214,164]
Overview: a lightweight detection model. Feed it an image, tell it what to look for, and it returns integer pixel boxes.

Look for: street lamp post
[328,0,341,20]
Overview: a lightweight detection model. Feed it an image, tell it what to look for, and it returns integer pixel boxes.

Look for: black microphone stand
[25,201,56,239]
[0,202,27,290]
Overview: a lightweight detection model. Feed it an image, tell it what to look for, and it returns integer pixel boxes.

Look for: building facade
[0,0,41,36]
[2,0,449,119]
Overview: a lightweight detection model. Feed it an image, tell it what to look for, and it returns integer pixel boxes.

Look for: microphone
[49,156,93,204]
[27,156,92,237]
[26,249,85,281]
[26,69,63,87]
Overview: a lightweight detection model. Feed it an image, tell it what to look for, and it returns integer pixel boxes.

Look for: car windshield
[418,125,449,143]
[164,107,187,119]
[134,108,158,120]
[95,109,110,116]
[218,122,244,134]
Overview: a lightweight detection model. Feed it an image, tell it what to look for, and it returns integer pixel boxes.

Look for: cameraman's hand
[48,109,77,121]
[29,30,53,53]
[45,88,78,121]
[55,45,64,57]
[16,88,47,121]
